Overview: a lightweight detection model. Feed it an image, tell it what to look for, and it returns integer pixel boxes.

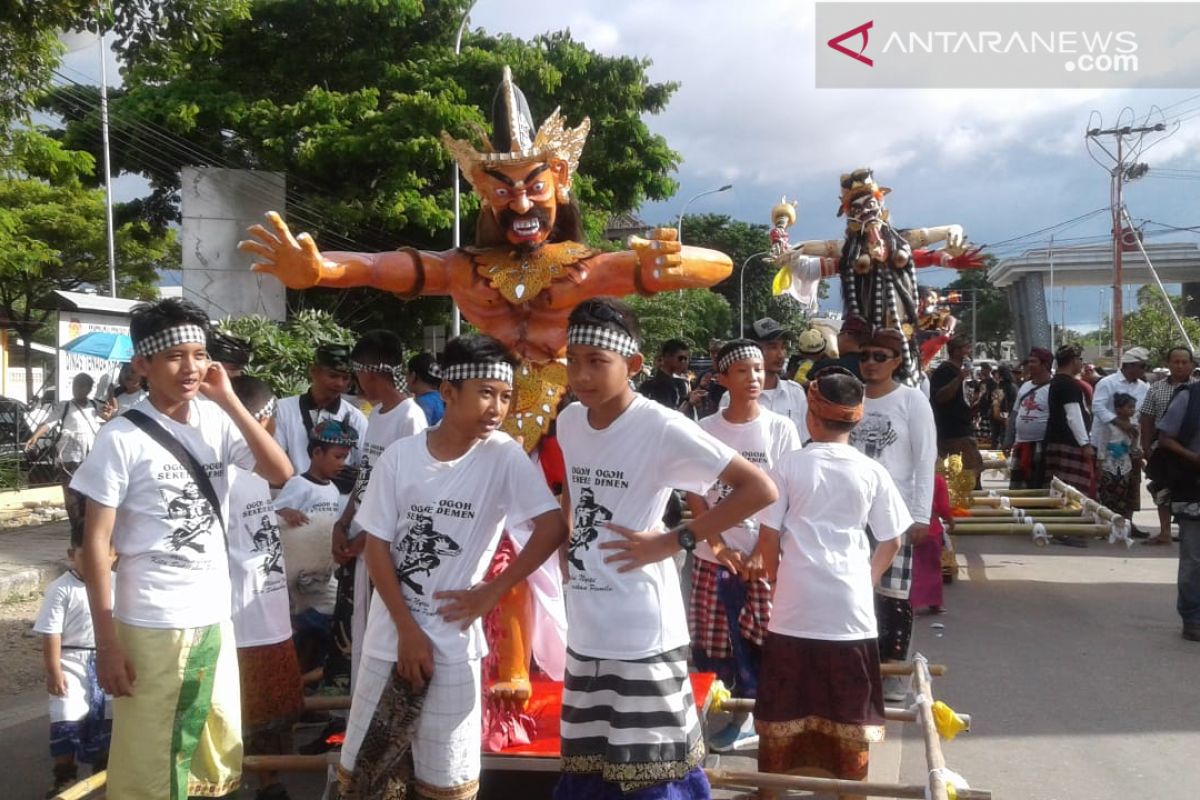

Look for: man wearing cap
[1091,347,1149,514]
[723,318,810,441]
[792,328,828,383]
[274,343,369,494]
[1008,348,1054,489]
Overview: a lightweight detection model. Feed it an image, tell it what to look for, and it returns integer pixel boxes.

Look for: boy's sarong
[237,639,304,755]
[339,655,480,800]
[48,647,111,764]
[108,620,241,799]
[558,646,707,796]
[755,634,885,782]
[1009,441,1047,490]
[688,558,769,697]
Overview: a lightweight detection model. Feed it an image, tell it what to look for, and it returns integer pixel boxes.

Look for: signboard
[56,310,130,402]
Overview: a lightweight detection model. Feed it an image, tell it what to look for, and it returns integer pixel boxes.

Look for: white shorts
[340,655,482,794]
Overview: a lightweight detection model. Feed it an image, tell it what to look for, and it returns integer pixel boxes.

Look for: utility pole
[1085,121,1163,358]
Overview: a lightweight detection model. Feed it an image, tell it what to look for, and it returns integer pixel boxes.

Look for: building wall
[181,167,286,323]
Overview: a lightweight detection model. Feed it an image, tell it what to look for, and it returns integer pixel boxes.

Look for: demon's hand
[944,246,985,270]
[630,227,684,282]
[239,211,324,289]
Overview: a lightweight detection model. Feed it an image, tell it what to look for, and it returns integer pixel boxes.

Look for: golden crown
[441,67,590,193]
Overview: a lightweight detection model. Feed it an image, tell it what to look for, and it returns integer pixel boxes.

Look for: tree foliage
[1121,284,1200,366]
[46,0,681,343]
[0,129,172,383]
[627,290,731,365]
[218,309,355,397]
[944,256,1013,359]
[0,0,249,141]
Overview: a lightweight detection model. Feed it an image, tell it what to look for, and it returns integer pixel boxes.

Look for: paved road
[897,535,1198,799]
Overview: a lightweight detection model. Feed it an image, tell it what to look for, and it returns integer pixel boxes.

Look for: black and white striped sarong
[560,645,705,793]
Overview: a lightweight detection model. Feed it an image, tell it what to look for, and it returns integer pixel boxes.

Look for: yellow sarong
[108,620,242,799]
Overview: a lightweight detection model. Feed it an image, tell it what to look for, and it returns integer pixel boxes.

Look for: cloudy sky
[62,0,1200,332]
[471,0,1200,330]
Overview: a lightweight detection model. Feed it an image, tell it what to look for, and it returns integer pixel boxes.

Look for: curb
[0,561,66,603]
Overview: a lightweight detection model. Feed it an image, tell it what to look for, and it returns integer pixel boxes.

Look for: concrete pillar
[1183,282,1200,321]
[1008,272,1052,360]
[181,167,286,322]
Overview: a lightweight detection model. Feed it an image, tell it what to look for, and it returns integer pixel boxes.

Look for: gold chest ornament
[473,242,595,304]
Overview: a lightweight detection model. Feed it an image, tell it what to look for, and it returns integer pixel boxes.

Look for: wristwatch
[676,525,697,552]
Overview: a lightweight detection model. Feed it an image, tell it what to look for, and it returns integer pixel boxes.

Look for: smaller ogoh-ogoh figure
[771,169,980,384]
[768,196,797,260]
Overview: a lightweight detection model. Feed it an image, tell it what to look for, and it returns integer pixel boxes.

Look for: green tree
[1122,284,1200,365]
[0,0,249,142]
[218,309,355,397]
[944,256,1012,359]
[0,129,173,394]
[627,290,731,366]
[45,0,681,345]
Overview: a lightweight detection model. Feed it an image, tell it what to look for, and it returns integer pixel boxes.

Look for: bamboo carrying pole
[969,489,1045,497]
[704,768,992,800]
[716,697,972,728]
[50,772,107,800]
[880,662,946,676]
[952,523,1111,537]
[245,753,337,772]
[1006,497,1068,509]
[913,655,951,800]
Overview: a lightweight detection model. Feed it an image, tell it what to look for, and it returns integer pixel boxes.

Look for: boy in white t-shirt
[323,330,428,696]
[556,299,778,800]
[752,369,911,792]
[34,536,115,795]
[337,334,566,800]
[71,297,293,800]
[228,375,303,800]
[276,419,356,674]
[686,339,801,753]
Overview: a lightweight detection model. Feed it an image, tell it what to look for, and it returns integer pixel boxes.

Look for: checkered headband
[718,344,764,373]
[352,360,410,393]
[442,362,514,384]
[567,325,639,357]
[253,397,277,423]
[134,324,208,357]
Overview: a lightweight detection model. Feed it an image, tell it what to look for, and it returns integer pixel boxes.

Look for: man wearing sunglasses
[848,329,938,701]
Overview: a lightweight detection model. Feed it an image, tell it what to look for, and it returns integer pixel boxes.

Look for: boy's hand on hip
[600,524,678,572]
[434,582,503,630]
[46,671,68,697]
[396,628,435,691]
[97,643,137,697]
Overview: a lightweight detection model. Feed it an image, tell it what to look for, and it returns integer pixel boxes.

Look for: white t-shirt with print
[273,393,369,477]
[694,407,801,563]
[349,397,429,535]
[1013,381,1052,443]
[228,467,291,647]
[274,474,345,519]
[849,384,938,524]
[557,395,736,660]
[70,398,253,629]
[357,430,558,665]
[722,379,810,442]
[762,442,913,641]
[52,400,104,463]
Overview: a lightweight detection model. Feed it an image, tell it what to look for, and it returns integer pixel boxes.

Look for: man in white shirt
[1091,346,1150,448]
[1008,348,1054,489]
[273,343,368,494]
[848,328,937,701]
[26,373,106,537]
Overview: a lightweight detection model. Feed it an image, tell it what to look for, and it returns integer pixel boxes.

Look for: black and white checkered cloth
[253,397,277,422]
[566,324,638,357]
[717,344,763,373]
[133,324,208,357]
[877,541,913,599]
[442,362,514,384]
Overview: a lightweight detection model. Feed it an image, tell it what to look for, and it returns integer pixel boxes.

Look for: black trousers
[875,594,913,662]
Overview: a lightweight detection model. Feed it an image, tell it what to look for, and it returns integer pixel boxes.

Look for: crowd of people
[24,294,1200,800]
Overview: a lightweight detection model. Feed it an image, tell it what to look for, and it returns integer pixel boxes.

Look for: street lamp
[676,183,732,244]
[739,250,771,335]
[450,0,479,338]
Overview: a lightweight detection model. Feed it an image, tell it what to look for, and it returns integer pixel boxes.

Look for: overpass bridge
[987,241,1200,359]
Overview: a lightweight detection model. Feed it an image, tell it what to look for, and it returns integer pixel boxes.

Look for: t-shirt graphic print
[567,488,613,574]
[394,510,463,596]
[850,413,898,459]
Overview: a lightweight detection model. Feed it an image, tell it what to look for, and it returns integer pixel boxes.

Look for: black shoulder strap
[298,392,318,439]
[124,409,226,533]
